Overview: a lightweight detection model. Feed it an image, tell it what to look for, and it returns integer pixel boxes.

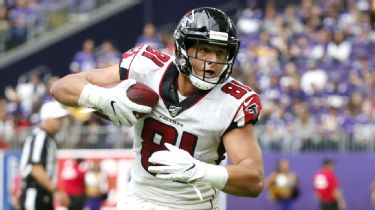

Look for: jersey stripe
[31,131,46,163]
[25,188,37,210]
[19,136,32,177]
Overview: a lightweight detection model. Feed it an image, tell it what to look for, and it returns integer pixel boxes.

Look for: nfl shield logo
[168,106,182,117]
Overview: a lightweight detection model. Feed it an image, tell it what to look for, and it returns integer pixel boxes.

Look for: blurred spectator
[236,0,262,34]
[0,5,10,53]
[135,23,163,49]
[319,102,344,151]
[266,159,299,210]
[0,98,14,149]
[308,29,330,61]
[300,60,327,95]
[260,104,293,151]
[42,76,60,103]
[16,72,46,117]
[282,5,303,34]
[313,159,346,210]
[326,30,352,63]
[350,54,375,97]
[353,100,375,149]
[6,0,33,49]
[70,39,97,73]
[79,114,108,148]
[342,91,363,147]
[27,0,47,38]
[252,32,280,79]
[76,0,96,15]
[262,73,282,102]
[322,3,340,30]
[292,104,317,151]
[85,161,108,210]
[262,5,280,35]
[303,3,324,33]
[160,33,174,55]
[96,41,121,68]
[60,158,86,210]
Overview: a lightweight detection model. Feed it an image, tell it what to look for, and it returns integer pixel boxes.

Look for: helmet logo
[187,11,194,23]
[209,30,228,41]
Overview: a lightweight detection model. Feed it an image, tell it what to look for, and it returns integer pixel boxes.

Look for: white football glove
[148,143,228,190]
[78,79,151,127]
[148,143,205,183]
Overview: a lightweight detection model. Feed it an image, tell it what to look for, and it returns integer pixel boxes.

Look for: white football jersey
[119,45,262,210]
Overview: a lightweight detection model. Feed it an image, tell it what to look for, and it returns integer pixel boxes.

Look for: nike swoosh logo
[110,101,117,115]
[185,163,196,172]
[243,96,254,107]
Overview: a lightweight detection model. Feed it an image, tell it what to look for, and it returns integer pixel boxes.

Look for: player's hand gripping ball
[93,80,159,123]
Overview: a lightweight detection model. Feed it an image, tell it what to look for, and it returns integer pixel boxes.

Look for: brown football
[103,81,159,106]
[93,81,159,120]
[126,82,159,113]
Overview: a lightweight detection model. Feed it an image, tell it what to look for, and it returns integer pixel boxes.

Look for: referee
[19,101,71,210]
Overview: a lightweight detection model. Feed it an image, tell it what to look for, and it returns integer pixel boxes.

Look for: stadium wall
[228,152,375,210]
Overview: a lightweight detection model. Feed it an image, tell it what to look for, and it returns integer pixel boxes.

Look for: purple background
[227,152,375,210]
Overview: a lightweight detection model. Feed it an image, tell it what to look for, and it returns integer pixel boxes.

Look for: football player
[51,7,264,210]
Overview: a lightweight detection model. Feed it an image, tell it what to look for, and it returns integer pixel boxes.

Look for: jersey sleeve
[119,45,144,80]
[234,93,262,127]
[118,45,173,81]
[225,93,262,134]
[221,80,262,134]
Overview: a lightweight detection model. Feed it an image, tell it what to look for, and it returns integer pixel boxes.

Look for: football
[126,82,159,108]
[127,82,159,118]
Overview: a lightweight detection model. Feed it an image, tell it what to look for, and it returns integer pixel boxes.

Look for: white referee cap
[40,101,69,121]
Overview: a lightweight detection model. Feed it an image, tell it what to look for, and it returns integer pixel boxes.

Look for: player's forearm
[31,165,57,193]
[50,73,88,106]
[223,161,264,197]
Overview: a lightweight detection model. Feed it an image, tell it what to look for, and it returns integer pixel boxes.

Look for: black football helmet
[174,7,240,90]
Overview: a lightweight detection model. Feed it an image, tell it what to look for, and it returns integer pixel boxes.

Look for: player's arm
[50,64,120,107]
[221,124,264,197]
[51,64,151,127]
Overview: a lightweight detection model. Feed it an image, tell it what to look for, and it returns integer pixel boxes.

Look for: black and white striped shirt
[19,127,57,189]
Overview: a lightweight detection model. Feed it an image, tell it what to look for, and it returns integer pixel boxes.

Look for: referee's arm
[30,164,57,193]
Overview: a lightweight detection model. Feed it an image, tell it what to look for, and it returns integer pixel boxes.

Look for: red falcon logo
[242,95,261,124]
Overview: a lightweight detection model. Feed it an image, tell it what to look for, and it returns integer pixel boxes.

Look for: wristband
[201,163,228,190]
[78,83,106,108]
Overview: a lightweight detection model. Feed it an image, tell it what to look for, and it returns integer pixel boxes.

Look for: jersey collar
[159,65,210,117]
